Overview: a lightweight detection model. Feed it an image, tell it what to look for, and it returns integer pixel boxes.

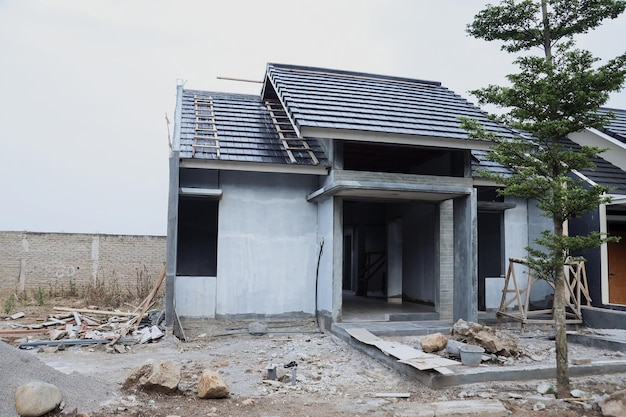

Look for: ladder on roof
[264,99,319,165]
[193,95,220,158]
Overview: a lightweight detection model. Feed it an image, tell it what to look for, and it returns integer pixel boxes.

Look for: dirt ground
[2,303,626,417]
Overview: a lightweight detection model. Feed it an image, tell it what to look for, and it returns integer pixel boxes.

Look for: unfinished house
[165,63,554,327]
[566,108,626,322]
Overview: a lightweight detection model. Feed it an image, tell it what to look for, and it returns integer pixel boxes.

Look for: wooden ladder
[264,99,318,165]
[193,95,220,158]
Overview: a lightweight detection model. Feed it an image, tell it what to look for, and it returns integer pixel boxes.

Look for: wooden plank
[0,328,50,335]
[53,307,138,317]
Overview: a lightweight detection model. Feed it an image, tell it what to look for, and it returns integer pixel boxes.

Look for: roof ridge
[267,63,441,88]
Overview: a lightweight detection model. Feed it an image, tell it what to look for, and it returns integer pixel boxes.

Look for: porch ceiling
[307,179,472,203]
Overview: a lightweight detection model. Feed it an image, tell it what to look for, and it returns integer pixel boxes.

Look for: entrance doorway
[341,200,438,321]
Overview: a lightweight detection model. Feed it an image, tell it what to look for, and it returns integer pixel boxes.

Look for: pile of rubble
[1,307,165,351]
[0,266,166,352]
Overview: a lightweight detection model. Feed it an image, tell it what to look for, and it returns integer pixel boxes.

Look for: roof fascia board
[265,68,302,138]
[172,84,183,152]
[180,159,329,176]
[570,127,626,150]
[300,126,493,151]
[472,178,504,187]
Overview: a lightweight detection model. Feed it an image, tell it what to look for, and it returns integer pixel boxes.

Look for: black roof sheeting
[265,63,518,142]
[179,90,328,166]
[598,107,626,143]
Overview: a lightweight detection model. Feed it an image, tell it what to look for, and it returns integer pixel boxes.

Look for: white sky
[1,1,625,236]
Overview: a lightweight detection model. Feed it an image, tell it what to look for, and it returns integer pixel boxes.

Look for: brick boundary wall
[0,231,166,295]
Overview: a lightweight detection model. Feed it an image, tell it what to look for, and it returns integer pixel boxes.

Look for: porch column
[453,191,478,322]
[387,218,403,303]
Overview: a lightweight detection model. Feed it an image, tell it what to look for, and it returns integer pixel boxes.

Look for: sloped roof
[472,139,626,196]
[179,90,328,167]
[598,107,626,143]
[564,138,626,196]
[263,63,516,145]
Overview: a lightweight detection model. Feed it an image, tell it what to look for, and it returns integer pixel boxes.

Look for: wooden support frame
[496,257,591,329]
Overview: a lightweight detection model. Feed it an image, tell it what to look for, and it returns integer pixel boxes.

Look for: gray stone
[124,360,181,393]
[15,381,62,417]
[537,381,556,395]
[421,333,448,353]
[533,402,546,411]
[248,321,267,336]
[599,389,626,417]
[197,369,229,399]
[570,389,586,398]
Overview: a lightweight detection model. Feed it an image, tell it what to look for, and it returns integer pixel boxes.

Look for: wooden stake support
[496,257,591,329]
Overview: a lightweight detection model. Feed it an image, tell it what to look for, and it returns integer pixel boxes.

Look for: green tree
[463,0,626,397]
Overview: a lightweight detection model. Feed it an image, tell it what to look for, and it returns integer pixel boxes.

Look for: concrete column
[387,218,403,303]
[165,153,180,326]
[453,191,478,322]
[438,200,454,320]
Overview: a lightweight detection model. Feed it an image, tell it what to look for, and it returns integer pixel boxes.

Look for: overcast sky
[1,1,625,236]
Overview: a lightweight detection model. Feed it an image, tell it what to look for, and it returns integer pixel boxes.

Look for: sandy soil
[2,314,626,417]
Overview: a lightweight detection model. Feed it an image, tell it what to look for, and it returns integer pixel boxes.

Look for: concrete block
[432,400,507,416]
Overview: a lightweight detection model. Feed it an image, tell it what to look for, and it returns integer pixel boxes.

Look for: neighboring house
[567,108,626,315]
[165,63,558,327]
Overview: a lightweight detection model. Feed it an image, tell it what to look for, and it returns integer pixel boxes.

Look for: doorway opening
[608,206,626,305]
[341,200,438,321]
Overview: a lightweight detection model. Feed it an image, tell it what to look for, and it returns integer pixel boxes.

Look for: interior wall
[402,203,437,304]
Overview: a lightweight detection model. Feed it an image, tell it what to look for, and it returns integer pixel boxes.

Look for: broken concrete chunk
[536,381,556,395]
[197,369,229,399]
[14,381,62,417]
[599,389,626,417]
[10,312,25,320]
[420,333,448,353]
[450,319,518,357]
[49,329,68,341]
[124,360,181,394]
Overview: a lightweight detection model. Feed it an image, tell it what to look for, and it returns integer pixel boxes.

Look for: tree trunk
[541,0,552,61]
[553,217,570,398]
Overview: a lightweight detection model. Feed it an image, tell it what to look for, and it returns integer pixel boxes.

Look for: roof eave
[180,158,329,176]
[300,126,494,151]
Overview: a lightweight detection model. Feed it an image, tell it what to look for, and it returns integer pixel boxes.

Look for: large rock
[451,319,518,357]
[599,389,626,417]
[197,369,229,399]
[420,333,448,353]
[15,381,62,417]
[124,360,181,393]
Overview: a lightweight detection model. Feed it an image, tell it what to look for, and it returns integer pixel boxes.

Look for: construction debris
[451,319,519,357]
[1,263,167,352]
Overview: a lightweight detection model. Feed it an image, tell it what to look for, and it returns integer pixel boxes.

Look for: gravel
[0,341,118,417]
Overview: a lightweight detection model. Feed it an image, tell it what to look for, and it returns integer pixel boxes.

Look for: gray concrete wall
[213,171,319,317]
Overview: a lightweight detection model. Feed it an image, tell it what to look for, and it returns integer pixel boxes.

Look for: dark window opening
[477,187,504,203]
[342,141,466,176]
[176,197,218,276]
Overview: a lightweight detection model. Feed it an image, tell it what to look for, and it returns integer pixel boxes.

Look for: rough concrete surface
[3,319,626,416]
